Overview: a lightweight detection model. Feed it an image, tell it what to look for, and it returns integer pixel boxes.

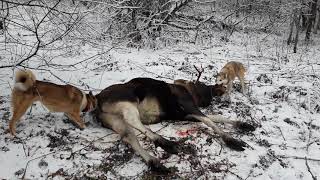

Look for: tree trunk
[301,14,308,30]
[236,0,240,18]
[305,0,318,41]
[248,0,253,13]
[287,14,294,45]
[317,8,320,30]
[294,11,301,53]
[314,8,320,33]
[0,20,3,30]
[314,5,320,34]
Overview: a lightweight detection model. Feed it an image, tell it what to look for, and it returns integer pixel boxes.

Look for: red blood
[176,128,197,137]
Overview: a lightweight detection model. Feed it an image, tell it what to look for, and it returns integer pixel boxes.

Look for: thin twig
[193,64,204,82]
[279,155,320,162]
[306,119,313,153]
[66,133,114,160]
[21,133,114,179]
[276,126,286,141]
[229,170,244,180]
[21,151,57,179]
[134,63,173,80]
[305,157,317,180]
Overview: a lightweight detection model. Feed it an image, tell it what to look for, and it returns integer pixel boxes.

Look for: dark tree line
[287,0,319,52]
[1,0,320,69]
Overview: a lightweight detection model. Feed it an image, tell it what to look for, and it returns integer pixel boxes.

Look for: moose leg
[99,112,170,174]
[185,114,247,151]
[207,114,255,132]
[121,103,182,154]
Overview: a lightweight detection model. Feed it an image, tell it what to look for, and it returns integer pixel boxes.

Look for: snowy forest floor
[0,32,320,179]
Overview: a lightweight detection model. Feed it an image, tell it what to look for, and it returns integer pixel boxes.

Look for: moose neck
[193,82,213,108]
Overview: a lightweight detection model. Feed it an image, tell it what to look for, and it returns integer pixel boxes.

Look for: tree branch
[0,0,61,69]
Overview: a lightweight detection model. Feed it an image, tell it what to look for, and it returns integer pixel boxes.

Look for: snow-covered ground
[0,31,320,179]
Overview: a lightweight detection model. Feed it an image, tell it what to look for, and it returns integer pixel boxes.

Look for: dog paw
[222,135,246,151]
[5,128,14,136]
[79,125,86,130]
[235,122,256,132]
[76,123,86,130]
[8,126,16,136]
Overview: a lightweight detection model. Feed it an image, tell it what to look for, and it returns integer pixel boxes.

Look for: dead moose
[94,68,255,173]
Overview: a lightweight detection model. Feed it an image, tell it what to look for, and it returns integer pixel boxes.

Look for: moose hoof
[235,122,256,132]
[180,143,197,155]
[148,159,171,175]
[222,135,246,151]
[154,138,181,154]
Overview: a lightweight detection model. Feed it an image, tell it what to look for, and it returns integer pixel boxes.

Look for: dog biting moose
[9,62,255,174]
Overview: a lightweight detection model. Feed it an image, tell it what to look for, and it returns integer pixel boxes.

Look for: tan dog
[216,61,246,94]
[9,70,97,136]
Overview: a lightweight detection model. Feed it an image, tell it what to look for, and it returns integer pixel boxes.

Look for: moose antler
[193,65,204,83]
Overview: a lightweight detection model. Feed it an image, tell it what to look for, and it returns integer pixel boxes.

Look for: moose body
[95,77,255,173]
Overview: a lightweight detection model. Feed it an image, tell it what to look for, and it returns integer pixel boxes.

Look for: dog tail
[14,70,36,91]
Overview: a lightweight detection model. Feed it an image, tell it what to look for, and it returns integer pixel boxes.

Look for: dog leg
[100,112,171,174]
[9,101,33,136]
[65,112,86,129]
[185,114,247,151]
[121,105,182,154]
[226,81,233,94]
[239,76,246,94]
[207,115,255,132]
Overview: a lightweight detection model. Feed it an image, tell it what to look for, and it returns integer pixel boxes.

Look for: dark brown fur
[173,79,226,107]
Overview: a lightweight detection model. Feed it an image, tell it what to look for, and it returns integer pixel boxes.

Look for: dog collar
[82,98,92,112]
[82,104,90,112]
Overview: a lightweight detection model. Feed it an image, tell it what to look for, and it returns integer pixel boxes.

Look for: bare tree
[0,0,82,69]
[294,10,302,53]
[288,7,302,53]
[305,0,318,40]
[313,6,320,33]
[194,65,204,83]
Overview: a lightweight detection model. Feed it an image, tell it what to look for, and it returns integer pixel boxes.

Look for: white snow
[1,29,320,179]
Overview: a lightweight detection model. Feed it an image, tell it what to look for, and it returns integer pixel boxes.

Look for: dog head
[215,72,228,85]
[83,91,98,112]
[211,84,226,96]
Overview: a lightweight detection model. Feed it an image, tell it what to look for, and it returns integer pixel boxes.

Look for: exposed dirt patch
[257,74,272,84]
